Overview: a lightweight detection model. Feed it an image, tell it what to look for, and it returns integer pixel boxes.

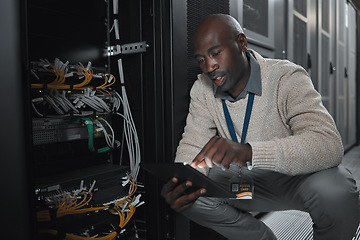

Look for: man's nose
[204,58,219,74]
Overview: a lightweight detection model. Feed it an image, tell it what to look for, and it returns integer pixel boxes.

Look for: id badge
[229,173,254,200]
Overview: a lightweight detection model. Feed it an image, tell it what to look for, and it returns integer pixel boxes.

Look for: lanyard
[221,92,255,144]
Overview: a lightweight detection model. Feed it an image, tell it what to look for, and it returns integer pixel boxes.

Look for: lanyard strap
[221,92,255,144]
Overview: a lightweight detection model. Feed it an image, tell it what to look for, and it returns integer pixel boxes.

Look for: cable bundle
[31,88,122,117]
[107,0,142,181]
[37,176,143,239]
[115,61,141,180]
[31,59,115,91]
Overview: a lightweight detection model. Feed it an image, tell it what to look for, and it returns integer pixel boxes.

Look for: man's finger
[165,180,194,205]
[160,177,178,196]
[172,188,207,212]
[190,159,207,168]
[191,136,219,167]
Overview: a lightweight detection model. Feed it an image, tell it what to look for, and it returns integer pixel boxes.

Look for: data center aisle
[261,144,360,240]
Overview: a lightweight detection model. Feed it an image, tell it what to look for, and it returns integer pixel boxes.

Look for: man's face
[193,23,249,98]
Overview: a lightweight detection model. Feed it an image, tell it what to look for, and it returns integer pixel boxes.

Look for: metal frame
[336,0,349,147]
[318,0,336,116]
[0,0,35,239]
[287,0,312,70]
[235,0,275,50]
[346,3,357,147]
[230,0,286,59]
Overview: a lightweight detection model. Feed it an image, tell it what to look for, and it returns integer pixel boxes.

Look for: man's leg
[182,195,277,240]
[182,165,279,240]
[182,164,359,239]
[296,166,359,240]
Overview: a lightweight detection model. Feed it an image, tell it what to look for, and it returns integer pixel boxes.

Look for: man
[161,14,359,239]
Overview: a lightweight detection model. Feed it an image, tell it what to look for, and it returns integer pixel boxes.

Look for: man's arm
[174,78,218,174]
[249,67,343,175]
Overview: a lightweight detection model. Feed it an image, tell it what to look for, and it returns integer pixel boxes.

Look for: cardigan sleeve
[174,78,217,175]
[249,66,343,175]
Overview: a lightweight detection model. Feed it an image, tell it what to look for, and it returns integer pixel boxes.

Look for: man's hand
[161,177,206,212]
[191,136,252,170]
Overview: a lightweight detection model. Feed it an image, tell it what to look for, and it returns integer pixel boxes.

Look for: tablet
[141,162,236,198]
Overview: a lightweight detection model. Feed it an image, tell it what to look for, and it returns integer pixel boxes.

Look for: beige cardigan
[175,50,343,176]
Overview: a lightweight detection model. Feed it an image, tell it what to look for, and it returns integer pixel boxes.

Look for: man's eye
[212,51,222,57]
[197,58,204,64]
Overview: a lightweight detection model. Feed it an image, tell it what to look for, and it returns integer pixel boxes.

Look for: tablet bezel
[141,163,235,198]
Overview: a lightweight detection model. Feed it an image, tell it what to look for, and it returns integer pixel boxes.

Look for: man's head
[193,14,250,99]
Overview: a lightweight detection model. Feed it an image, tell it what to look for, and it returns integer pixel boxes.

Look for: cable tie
[54,58,59,69]
[86,61,92,71]
[132,195,141,206]
[108,75,114,83]
[122,179,129,187]
[114,20,120,41]
[136,201,145,208]
[93,73,103,78]
[64,72,73,78]
[113,0,119,14]
[89,180,96,192]
[79,180,84,191]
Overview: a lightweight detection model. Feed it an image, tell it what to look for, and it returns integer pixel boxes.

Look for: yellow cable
[36,178,138,224]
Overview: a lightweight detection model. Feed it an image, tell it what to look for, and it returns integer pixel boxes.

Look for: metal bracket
[106,41,148,56]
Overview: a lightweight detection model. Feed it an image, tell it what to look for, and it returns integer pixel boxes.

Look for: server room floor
[261,144,360,239]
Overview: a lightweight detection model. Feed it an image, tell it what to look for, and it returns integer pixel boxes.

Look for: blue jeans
[183,164,359,240]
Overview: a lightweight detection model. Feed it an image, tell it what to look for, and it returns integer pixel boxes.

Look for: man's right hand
[161,177,206,212]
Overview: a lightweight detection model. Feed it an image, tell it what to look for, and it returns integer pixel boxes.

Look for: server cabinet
[145,0,231,239]
[336,1,358,149]
[5,0,148,239]
[0,0,34,239]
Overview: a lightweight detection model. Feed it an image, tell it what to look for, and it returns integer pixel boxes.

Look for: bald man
[161,14,359,240]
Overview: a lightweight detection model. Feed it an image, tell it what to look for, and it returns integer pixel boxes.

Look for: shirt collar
[214,51,262,102]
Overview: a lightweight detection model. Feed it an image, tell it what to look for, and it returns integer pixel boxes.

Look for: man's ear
[237,33,248,51]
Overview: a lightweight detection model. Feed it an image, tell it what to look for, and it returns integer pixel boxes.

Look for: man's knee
[182,197,228,222]
[300,166,359,239]
[303,166,357,206]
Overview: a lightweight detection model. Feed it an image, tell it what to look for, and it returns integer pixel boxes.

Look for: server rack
[1,0,233,239]
[1,0,148,239]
